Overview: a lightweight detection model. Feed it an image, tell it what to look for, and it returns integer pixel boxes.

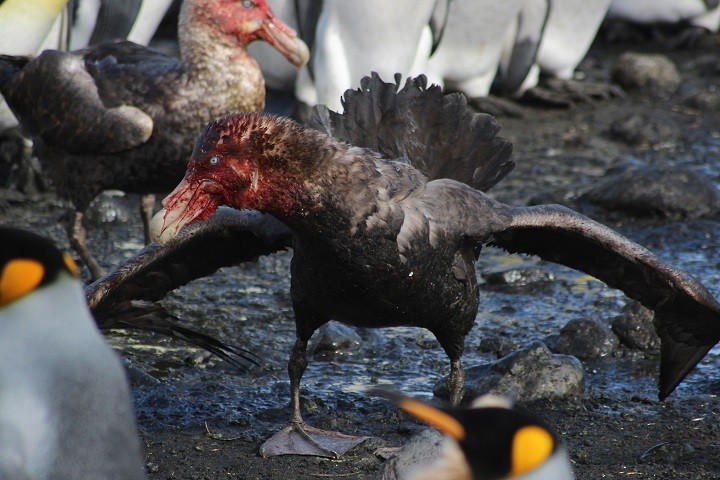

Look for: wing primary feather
[484,203,720,398]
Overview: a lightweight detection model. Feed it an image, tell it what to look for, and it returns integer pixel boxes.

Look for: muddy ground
[3,33,720,479]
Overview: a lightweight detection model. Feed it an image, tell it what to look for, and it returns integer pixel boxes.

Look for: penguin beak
[397,397,467,441]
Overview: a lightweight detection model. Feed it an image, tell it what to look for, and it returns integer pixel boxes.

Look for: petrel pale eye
[209,156,220,165]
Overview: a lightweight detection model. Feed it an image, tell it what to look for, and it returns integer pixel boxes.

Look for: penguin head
[0,227,80,307]
[390,393,569,480]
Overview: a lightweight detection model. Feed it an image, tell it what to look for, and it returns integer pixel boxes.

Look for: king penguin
[0,227,146,480]
[385,392,574,480]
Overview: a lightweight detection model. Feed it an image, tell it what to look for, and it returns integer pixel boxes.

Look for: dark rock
[482,263,554,290]
[581,165,720,219]
[612,52,681,99]
[554,318,618,359]
[685,89,720,111]
[612,302,660,351]
[543,333,560,352]
[309,322,362,360]
[381,428,445,480]
[435,342,584,402]
[609,113,680,147]
[478,335,519,358]
[674,78,720,111]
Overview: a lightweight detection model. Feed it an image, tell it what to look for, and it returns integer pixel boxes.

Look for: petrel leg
[139,193,156,245]
[447,357,465,407]
[260,321,369,458]
[67,210,105,280]
[437,332,466,406]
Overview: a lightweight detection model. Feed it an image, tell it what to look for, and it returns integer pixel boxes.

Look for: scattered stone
[86,190,133,225]
[543,333,560,352]
[581,165,720,219]
[478,335,519,358]
[381,428,445,480]
[674,78,720,111]
[482,263,554,290]
[611,302,660,351]
[683,86,720,110]
[612,52,681,99]
[608,113,680,147]
[554,318,618,359]
[689,91,720,110]
[309,322,362,360]
[435,342,584,402]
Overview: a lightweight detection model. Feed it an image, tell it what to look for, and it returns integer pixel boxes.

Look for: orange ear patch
[510,425,554,476]
[0,258,44,307]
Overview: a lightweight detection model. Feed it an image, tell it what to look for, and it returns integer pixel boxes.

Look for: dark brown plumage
[0,0,308,279]
[146,74,720,457]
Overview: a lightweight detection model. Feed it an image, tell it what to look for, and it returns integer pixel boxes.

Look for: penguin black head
[0,227,80,307]
[380,391,570,480]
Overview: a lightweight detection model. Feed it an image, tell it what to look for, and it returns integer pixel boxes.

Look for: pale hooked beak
[149,178,218,244]
[149,208,184,245]
[259,13,309,68]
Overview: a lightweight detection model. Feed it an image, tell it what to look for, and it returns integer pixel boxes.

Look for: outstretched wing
[86,208,293,367]
[307,72,515,192]
[484,203,720,399]
[87,208,292,317]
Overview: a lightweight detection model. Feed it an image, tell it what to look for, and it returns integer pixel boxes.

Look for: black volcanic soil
[3,33,720,479]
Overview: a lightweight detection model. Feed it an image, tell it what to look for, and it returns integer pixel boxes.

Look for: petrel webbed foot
[260,422,370,458]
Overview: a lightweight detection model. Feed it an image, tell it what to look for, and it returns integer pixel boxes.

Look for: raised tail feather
[307,72,515,192]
